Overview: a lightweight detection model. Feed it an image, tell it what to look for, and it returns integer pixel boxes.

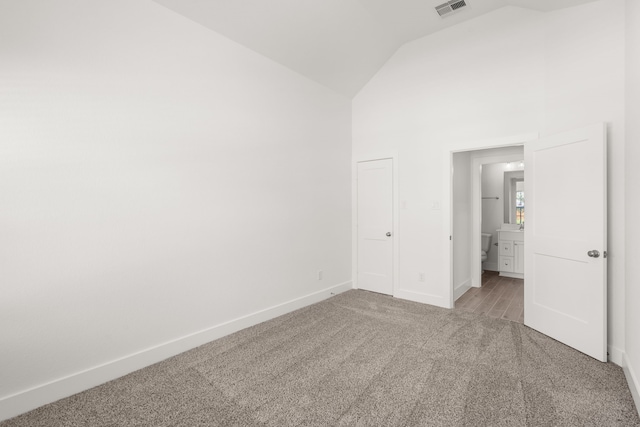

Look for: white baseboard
[453,279,472,301]
[394,288,447,308]
[608,345,624,366]
[623,353,640,415]
[0,281,353,422]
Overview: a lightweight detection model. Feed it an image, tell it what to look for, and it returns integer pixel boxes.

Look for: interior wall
[481,164,504,270]
[354,6,545,306]
[625,0,640,409]
[352,0,625,358]
[452,151,472,299]
[0,0,352,418]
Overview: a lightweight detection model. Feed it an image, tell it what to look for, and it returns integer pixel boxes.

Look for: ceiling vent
[435,0,468,17]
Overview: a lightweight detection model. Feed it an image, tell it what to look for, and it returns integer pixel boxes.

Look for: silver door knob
[587,250,600,258]
[386,232,392,237]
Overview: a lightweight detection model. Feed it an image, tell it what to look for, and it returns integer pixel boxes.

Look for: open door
[524,123,607,361]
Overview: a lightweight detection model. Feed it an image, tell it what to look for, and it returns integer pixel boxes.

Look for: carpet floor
[3,290,639,426]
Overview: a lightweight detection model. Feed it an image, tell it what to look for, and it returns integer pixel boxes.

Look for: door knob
[386,232,392,237]
[587,250,600,258]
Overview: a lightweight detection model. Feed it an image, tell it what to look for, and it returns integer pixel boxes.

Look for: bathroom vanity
[498,230,524,278]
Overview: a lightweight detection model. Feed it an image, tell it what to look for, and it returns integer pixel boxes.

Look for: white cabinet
[498,230,524,279]
[514,241,524,275]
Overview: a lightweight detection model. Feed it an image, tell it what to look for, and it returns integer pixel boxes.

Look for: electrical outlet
[318,270,323,280]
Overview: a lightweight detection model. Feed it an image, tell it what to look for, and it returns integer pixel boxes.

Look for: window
[516,190,524,224]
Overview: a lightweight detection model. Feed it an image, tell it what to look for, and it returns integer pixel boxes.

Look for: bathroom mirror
[503,170,524,224]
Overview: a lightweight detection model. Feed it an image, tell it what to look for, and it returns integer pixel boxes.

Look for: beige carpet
[2,290,639,426]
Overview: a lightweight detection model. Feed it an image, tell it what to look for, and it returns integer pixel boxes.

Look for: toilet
[481,232,493,263]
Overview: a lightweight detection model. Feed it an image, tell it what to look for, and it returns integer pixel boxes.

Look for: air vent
[435,0,468,17]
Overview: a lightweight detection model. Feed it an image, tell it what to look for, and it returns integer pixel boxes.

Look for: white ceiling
[152,0,598,97]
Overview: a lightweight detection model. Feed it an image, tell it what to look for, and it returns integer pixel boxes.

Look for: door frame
[443,133,538,308]
[353,153,399,295]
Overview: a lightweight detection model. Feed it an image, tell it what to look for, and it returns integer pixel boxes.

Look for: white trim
[444,133,538,153]
[353,152,399,296]
[454,278,472,301]
[443,149,454,307]
[394,288,445,306]
[443,133,537,308]
[0,281,353,422]
[623,353,640,414]
[608,345,624,366]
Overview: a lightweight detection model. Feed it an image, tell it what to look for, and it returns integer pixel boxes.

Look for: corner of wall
[608,345,625,366]
[454,279,472,301]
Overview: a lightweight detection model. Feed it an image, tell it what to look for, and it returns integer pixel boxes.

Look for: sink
[498,223,523,231]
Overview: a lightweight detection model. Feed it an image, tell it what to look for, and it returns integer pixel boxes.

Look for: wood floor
[455,270,524,324]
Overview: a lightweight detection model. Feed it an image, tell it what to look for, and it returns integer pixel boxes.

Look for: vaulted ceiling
[152,0,598,97]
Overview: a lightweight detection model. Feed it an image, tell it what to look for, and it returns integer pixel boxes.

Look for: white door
[524,123,607,361]
[357,159,393,295]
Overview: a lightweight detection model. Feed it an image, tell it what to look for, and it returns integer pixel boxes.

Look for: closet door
[357,159,393,295]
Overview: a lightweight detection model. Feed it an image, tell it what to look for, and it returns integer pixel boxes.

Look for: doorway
[450,147,525,294]
[455,271,524,323]
[451,147,525,322]
[445,124,608,362]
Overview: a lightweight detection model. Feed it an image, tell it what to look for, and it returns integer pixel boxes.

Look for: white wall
[353,0,626,359]
[625,0,640,410]
[354,6,544,307]
[452,151,472,299]
[481,164,506,269]
[0,0,352,420]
